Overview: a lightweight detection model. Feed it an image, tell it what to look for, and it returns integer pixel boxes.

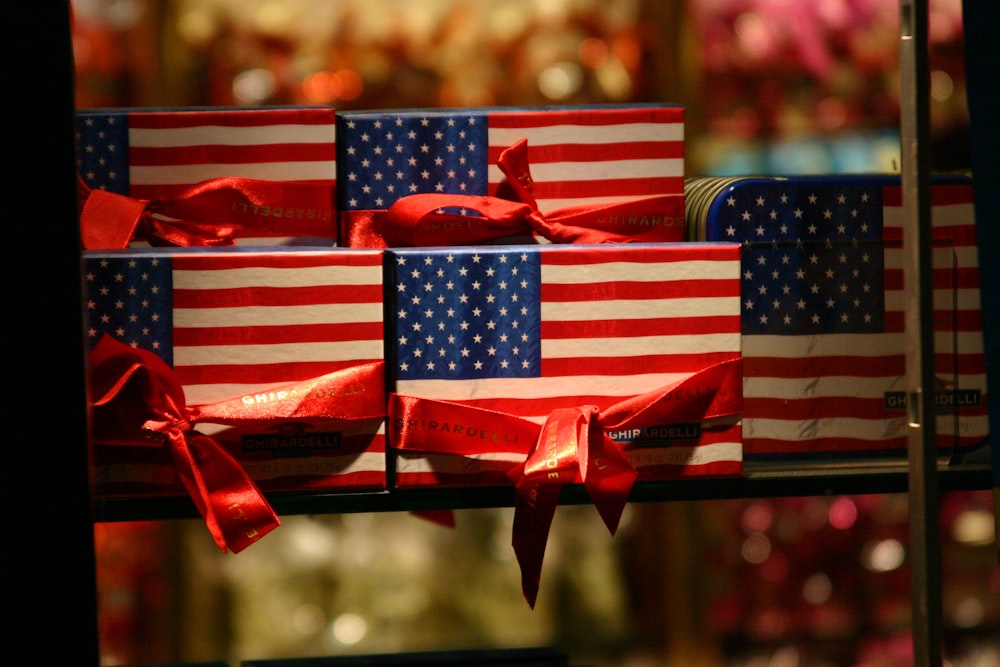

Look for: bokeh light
[802,572,833,605]
[740,500,774,534]
[292,603,326,635]
[330,612,367,646]
[951,508,995,546]
[232,68,277,105]
[828,496,858,530]
[741,532,771,564]
[537,61,584,100]
[861,537,906,573]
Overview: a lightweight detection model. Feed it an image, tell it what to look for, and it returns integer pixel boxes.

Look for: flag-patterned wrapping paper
[82,247,387,496]
[337,105,686,247]
[694,174,989,463]
[76,107,339,246]
[385,242,744,488]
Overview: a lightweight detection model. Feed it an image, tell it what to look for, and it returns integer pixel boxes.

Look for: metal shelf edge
[93,462,992,523]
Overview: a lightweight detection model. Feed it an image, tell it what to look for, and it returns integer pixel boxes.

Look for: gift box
[687,173,989,464]
[385,242,744,489]
[337,104,685,247]
[76,107,338,248]
[83,247,387,502]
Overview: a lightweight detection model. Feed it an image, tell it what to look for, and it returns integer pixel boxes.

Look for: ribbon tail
[167,431,280,553]
[187,433,280,553]
[511,479,562,609]
[495,139,539,209]
[584,434,638,536]
[163,430,229,552]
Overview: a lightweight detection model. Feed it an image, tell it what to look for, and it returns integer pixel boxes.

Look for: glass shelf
[93,461,992,522]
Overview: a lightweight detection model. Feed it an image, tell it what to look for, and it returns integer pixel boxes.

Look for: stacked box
[76,107,338,247]
[687,173,989,464]
[337,104,686,247]
[83,247,387,497]
[384,242,744,488]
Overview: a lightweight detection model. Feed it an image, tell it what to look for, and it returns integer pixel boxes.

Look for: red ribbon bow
[342,139,684,247]
[78,176,336,249]
[88,335,387,553]
[390,357,742,607]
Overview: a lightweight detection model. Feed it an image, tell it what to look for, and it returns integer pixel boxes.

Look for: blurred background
[71,0,973,175]
[73,1,997,665]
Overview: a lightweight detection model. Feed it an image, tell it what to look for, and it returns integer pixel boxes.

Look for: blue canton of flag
[393,249,542,380]
[341,113,490,211]
[717,184,886,335]
[84,255,174,365]
[77,114,131,194]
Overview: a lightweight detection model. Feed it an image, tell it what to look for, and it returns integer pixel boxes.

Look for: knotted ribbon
[341,138,684,247]
[390,356,742,607]
[78,176,336,249]
[88,335,386,553]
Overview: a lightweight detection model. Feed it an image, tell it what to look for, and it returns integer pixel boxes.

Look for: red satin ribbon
[342,138,684,247]
[390,356,742,607]
[78,176,336,249]
[88,335,386,553]
[187,361,387,425]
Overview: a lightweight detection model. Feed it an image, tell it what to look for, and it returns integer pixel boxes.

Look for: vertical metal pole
[898,1,943,665]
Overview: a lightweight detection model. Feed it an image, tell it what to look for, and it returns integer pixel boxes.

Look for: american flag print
[387,243,744,486]
[337,106,685,243]
[704,175,988,462]
[83,248,387,493]
[76,107,337,198]
[76,107,338,244]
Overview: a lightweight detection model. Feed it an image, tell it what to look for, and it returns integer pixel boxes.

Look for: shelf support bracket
[899,1,943,665]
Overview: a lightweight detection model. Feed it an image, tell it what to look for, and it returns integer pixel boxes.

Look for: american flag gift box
[385,242,744,489]
[75,107,338,248]
[688,173,989,464]
[337,105,686,248]
[83,247,388,502]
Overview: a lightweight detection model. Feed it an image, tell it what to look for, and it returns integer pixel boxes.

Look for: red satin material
[189,361,386,425]
[342,211,387,249]
[389,394,539,456]
[510,357,742,607]
[88,335,388,553]
[343,139,684,248]
[380,192,685,247]
[78,176,336,249]
[389,356,743,607]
